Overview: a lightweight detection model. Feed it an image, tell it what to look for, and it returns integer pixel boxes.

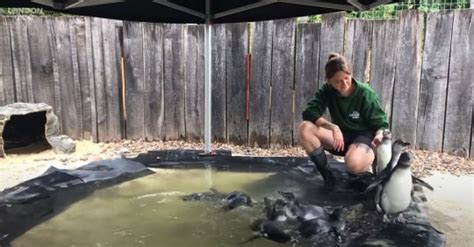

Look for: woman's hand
[371,132,383,148]
[332,126,344,152]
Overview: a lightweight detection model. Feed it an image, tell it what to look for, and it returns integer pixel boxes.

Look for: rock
[48,135,76,154]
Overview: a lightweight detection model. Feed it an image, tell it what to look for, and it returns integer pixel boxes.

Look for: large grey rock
[0,102,75,157]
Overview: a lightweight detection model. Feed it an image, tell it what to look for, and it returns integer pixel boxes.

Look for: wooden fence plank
[226,23,248,145]
[51,17,82,139]
[444,10,473,156]
[416,12,454,151]
[185,25,205,141]
[123,21,145,140]
[294,23,321,146]
[211,24,227,143]
[84,18,98,142]
[143,23,165,141]
[69,18,85,139]
[27,17,55,108]
[90,18,108,142]
[249,21,273,148]
[270,19,295,147]
[72,17,92,140]
[163,24,185,140]
[345,19,372,83]
[10,16,33,103]
[0,17,15,105]
[370,20,399,121]
[318,12,345,88]
[391,11,424,144]
[102,20,123,141]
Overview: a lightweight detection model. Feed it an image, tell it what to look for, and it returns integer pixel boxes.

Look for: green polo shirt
[302,79,389,132]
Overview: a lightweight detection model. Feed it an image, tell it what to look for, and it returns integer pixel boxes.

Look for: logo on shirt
[349,111,360,119]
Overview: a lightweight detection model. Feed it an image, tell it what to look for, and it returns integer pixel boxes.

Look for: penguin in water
[277,191,327,221]
[297,207,347,244]
[221,191,252,211]
[239,219,296,245]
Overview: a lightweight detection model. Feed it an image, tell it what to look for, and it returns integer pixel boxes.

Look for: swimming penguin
[240,219,295,245]
[369,139,410,212]
[221,191,252,211]
[277,191,327,221]
[297,207,347,243]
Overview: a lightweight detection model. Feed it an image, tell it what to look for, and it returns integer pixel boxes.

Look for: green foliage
[307,0,470,21]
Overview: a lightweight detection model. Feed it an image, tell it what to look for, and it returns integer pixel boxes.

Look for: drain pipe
[203,0,213,154]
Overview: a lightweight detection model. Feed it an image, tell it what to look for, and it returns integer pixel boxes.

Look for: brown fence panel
[370,20,399,120]
[123,22,145,140]
[211,24,227,143]
[0,17,16,105]
[391,11,424,144]
[226,23,248,145]
[249,21,273,148]
[270,19,295,147]
[294,23,321,145]
[163,24,186,140]
[72,18,93,140]
[51,17,83,139]
[143,23,165,141]
[345,19,372,83]
[27,18,55,109]
[102,20,122,141]
[444,10,473,157]
[185,25,205,141]
[416,12,454,151]
[318,12,345,89]
[10,16,33,103]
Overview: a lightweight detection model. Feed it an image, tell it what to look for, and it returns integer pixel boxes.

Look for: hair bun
[328,52,340,61]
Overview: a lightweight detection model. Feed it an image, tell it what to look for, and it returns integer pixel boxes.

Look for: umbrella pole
[203,5,212,154]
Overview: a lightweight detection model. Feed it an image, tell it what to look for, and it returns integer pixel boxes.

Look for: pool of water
[12,166,330,247]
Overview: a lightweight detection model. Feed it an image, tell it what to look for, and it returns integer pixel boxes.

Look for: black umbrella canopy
[1,0,400,23]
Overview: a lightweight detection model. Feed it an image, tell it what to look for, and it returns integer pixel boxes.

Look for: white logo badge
[349,111,360,119]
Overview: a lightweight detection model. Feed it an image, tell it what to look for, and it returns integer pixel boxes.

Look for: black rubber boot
[309,146,335,188]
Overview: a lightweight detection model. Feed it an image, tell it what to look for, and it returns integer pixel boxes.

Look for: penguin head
[278,191,297,204]
[397,152,411,168]
[382,129,392,141]
[392,139,410,153]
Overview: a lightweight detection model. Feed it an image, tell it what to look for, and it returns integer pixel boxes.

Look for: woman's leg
[298,121,337,187]
[297,121,335,153]
[344,143,375,174]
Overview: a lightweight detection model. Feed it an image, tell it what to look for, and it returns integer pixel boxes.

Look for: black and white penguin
[240,219,295,244]
[297,207,347,243]
[368,139,410,212]
[277,191,327,221]
[375,129,393,175]
[221,191,252,211]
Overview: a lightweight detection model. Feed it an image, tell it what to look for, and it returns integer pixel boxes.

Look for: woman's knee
[345,145,374,174]
[298,121,316,140]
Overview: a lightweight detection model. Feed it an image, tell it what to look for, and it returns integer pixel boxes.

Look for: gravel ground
[0,140,472,246]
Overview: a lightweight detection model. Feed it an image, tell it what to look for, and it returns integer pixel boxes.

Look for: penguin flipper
[412,176,434,191]
[364,172,388,194]
[239,235,261,244]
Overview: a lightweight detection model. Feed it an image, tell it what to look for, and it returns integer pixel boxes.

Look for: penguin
[221,191,252,211]
[239,219,295,244]
[374,129,393,175]
[297,207,347,243]
[368,139,411,213]
[277,191,327,221]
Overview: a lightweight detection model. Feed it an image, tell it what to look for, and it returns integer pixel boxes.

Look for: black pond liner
[0,158,153,246]
[0,150,446,247]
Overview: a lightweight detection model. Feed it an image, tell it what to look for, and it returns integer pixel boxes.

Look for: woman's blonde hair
[325,53,352,79]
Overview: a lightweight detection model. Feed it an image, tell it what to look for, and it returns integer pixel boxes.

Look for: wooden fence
[0,10,472,158]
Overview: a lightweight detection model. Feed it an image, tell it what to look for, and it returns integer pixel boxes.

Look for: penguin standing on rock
[374,129,393,175]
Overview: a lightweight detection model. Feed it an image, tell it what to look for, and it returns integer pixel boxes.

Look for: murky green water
[13,167,325,247]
